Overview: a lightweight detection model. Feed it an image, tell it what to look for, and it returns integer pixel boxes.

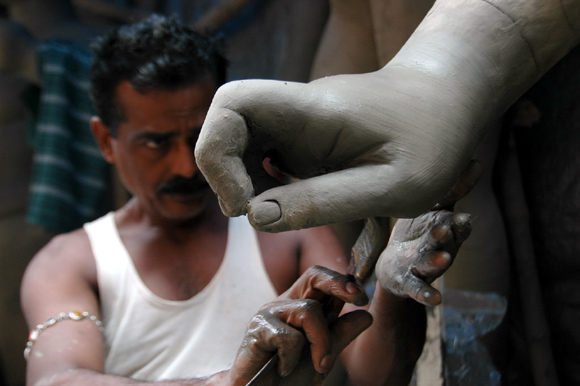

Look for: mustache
[157,176,209,195]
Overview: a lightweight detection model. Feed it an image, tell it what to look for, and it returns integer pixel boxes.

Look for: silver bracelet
[24,311,104,361]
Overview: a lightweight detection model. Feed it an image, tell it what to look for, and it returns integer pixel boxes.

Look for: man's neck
[117,196,227,239]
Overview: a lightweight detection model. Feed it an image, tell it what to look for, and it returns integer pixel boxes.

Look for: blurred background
[1,1,579,385]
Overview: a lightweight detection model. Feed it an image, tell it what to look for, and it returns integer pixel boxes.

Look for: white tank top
[84,213,278,381]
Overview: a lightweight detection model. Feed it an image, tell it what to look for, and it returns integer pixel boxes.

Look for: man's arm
[21,231,232,386]
[21,231,371,386]
[21,231,108,386]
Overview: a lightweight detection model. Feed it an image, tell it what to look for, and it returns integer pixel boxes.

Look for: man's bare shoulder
[24,226,97,286]
[21,225,102,340]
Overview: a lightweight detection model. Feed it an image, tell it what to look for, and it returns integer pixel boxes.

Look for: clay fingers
[400,271,443,307]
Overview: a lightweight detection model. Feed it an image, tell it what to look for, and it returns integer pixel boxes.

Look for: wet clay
[196,0,580,232]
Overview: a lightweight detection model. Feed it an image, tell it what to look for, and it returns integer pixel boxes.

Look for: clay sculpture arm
[195,0,580,232]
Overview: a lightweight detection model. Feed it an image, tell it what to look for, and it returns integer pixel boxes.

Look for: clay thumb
[247,165,412,232]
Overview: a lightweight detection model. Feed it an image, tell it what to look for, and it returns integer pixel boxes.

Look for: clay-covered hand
[228,266,372,386]
[375,210,471,307]
[195,67,483,233]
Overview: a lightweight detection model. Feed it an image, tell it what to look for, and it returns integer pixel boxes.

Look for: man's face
[108,80,217,223]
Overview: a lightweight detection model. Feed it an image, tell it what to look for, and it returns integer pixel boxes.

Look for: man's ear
[91,116,115,163]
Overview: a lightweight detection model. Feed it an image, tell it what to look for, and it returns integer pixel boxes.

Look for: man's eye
[144,137,167,149]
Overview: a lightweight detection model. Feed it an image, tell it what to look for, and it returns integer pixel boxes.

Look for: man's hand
[375,210,471,306]
[228,266,372,386]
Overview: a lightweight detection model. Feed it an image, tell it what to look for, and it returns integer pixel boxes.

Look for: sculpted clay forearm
[196,0,580,232]
[387,0,580,144]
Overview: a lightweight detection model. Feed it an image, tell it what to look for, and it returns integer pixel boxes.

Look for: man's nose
[171,140,198,178]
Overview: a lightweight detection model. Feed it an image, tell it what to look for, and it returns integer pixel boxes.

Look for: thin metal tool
[245,355,279,385]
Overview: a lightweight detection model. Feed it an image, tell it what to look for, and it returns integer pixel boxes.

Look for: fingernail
[251,201,281,225]
[319,355,333,373]
[423,290,441,306]
[346,282,361,294]
[453,213,471,231]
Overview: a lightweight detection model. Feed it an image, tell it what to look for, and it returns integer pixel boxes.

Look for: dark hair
[90,14,227,134]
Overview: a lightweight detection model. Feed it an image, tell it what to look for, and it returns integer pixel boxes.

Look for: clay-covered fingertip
[217,196,247,217]
[431,203,443,211]
[452,213,471,228]
[421,290,442,306]
[250,200,281,225]
[452,214,472,240]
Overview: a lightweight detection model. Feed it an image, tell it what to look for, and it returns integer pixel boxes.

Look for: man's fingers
[246,313,305,365]
[260,298,338,375]
[412,250,452,282]
[425,223,454,251]
[295,309,373,377]
[420,212,471,254]
[240,298,332,377]
[329,310,373,355]
[282,299,334,374]
[402,274,442,306]
[279,310,372,386]
[283,266,368,307]
[451,213,472,244]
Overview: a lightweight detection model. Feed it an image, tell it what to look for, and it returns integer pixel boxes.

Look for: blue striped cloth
[27,39,111,234]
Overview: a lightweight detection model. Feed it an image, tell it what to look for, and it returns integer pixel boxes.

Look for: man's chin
[159,193,212,220]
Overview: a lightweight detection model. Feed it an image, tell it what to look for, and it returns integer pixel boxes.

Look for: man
[21,15,471,386]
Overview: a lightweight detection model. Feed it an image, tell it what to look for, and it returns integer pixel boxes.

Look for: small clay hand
[228,266,372,386]
[375,210,471,307]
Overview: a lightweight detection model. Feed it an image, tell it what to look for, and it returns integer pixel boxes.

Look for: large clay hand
[196,67,482,233]
[228,266,372,386]
[375,210,471,307]
[196,0,580,234]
